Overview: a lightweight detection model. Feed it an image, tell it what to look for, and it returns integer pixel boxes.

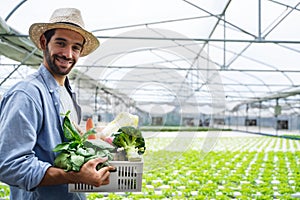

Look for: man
[0,8,115,200]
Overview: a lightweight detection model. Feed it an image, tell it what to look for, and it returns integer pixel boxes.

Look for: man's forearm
[38,167,78,186]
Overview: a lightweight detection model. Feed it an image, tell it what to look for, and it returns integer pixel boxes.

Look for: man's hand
[71,157,116,187]
[39,157,116,187]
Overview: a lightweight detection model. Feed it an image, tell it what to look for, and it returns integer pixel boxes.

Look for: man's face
[43,28,84,76]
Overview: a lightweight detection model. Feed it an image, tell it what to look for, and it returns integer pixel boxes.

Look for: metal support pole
[258,0,262,40]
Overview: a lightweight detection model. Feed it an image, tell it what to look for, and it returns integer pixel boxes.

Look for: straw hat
[29,8,99,57]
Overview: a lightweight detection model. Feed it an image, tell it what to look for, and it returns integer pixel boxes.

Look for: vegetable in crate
[86,118,96,139]
[112,126,146,161]
[100,112,139,137]
[53,111,115,171]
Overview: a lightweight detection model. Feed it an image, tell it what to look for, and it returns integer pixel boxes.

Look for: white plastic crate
[68,160,143,193]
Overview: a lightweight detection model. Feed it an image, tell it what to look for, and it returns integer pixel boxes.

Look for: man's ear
[40,35,47,50]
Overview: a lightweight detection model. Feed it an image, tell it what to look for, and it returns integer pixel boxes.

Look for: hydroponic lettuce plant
[112,126,146,161]
[53,110,115,172]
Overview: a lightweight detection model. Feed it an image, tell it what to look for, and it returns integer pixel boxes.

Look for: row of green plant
[145,134,300,153]
[1,136,299,199]
[281,134,300,140]
[0,182,9,199]
[86,136,300,199]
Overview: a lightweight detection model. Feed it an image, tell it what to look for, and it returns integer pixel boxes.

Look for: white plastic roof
[1,0,300,117]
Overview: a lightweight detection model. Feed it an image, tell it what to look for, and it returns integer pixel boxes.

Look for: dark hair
[43,29,56,46]
[43,28,86,49]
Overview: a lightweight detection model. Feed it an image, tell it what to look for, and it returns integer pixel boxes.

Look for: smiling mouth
[55,56,73,65]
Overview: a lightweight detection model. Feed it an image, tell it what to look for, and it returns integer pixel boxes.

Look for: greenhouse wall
[95,111,300,131]
[225,115,300,131]
[165,112,181,126]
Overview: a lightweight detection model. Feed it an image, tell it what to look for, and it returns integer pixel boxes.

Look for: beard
[45,47,76,76]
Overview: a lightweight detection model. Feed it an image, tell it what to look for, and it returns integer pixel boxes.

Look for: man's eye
[73,46,82,51]
[56,42,65,47]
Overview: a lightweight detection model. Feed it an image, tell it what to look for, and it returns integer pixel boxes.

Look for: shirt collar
[38,64,72,93]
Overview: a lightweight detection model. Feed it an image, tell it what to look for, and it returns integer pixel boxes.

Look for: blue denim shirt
[0,64,85,200]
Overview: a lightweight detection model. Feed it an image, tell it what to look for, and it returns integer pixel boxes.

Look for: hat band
[56,21,82,28]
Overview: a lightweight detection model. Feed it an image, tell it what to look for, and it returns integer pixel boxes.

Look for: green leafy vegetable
[61,110,81,141]
[112,126,146,161]
[53,110,115,172]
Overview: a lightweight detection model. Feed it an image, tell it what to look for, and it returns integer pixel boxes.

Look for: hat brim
[29,23,99,57]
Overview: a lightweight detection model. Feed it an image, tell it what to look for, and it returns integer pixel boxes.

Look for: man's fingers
[95,166,113,186]
[107,165,117,172]
[101,169,110,181]
[95,157,108,163]
[85,157,108,169]
[98,166,116,174]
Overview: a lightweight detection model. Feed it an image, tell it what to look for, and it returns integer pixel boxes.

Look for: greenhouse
[0,0,300,199]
